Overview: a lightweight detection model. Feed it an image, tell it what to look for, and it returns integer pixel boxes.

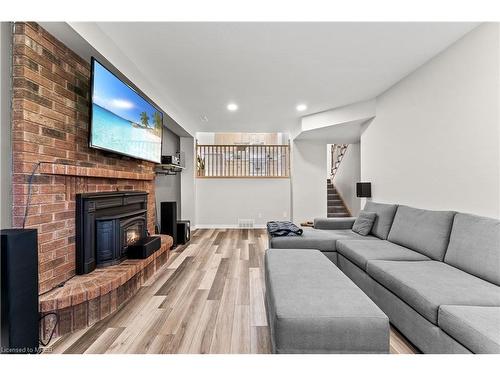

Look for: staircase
[327,143,351,218]
[327,179,350,217]
[330,144,348,180]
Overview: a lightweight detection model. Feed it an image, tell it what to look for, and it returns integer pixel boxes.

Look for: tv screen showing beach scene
[90,59,162,163]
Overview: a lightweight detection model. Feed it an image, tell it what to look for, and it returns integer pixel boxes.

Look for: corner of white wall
[291,140,327,223]
[180,136,196,225]
[361,23,500,218]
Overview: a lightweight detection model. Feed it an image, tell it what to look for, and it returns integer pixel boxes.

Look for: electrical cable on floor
[22,161,41,229]
[22,161,57,350]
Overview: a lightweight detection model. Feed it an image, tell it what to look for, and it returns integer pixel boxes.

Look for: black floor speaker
[160,201,177,247]
[1,229,39,354]
[177,220,191,245]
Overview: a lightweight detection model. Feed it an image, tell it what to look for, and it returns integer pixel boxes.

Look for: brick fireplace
[10,22,173,338]
[11,22,156,292]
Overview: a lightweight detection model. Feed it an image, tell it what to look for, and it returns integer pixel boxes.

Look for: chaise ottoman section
[264,249,389,353]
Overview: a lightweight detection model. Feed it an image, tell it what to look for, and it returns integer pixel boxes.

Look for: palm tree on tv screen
[153,111,162,134]
[140,111,150,128]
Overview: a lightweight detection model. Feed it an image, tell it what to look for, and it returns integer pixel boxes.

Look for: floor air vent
[238,219,255,228]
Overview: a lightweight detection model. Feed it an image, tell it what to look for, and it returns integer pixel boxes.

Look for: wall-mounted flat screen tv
[89,58,162,163]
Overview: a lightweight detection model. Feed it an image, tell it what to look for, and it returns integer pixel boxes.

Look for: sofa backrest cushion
[363,201,398,240]
[444,213,500,286]
[387,205,455,260]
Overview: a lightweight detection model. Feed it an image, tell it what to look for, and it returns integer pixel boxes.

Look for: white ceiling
[87,23,477,134]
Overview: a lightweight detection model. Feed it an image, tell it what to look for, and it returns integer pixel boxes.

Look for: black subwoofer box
[160,201,177,247]
[127,236,162,259]
[176,220,190,245]
[1,229,39,354]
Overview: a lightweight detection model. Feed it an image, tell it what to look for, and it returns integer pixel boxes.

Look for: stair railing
[196,143,290,178]
[329,144,349,181]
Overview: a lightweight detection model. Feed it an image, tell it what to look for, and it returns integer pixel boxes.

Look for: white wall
[291,140,327,224]
[0,22,12,229]
[193,131,293,227]
[180,136,196,226]
[195,179,290,228]
[361,23,500,218]
[196,132,215,145]
[331,143,361,215]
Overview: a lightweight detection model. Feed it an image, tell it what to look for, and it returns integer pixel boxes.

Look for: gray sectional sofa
[268,202,500,354]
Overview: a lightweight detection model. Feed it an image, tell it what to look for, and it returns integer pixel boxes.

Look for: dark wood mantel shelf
[38,162,156,181]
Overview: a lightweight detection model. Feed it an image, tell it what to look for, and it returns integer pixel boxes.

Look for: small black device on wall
[1,229,39,354]
[160,201,177,247]
[161,154,181,166]
[356,182,372,198]
[177,220,191,245]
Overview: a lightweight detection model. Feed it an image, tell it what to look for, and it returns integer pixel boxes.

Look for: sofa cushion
[314,217,356,230]
[366,260,500,324]
[337,240,430,271]
[269,227,379,252]
[352,211,377,236]
[265,249,389,353]
[363,201,398,240]
[444,213,500,286]
[387,206,455,260]
[438,305,500,354]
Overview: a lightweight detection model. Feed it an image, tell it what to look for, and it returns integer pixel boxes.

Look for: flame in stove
[127,230,140,245]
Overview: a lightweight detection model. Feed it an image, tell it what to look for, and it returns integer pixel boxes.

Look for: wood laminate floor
[45,229,418,354]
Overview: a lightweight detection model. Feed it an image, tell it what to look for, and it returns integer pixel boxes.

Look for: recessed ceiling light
[296,104,307,112]
[227,103,238,112]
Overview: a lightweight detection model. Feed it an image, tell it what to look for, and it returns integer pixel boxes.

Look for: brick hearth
[39,235,173,340]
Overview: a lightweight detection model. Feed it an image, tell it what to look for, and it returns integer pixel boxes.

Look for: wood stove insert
[76,191,149,275]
